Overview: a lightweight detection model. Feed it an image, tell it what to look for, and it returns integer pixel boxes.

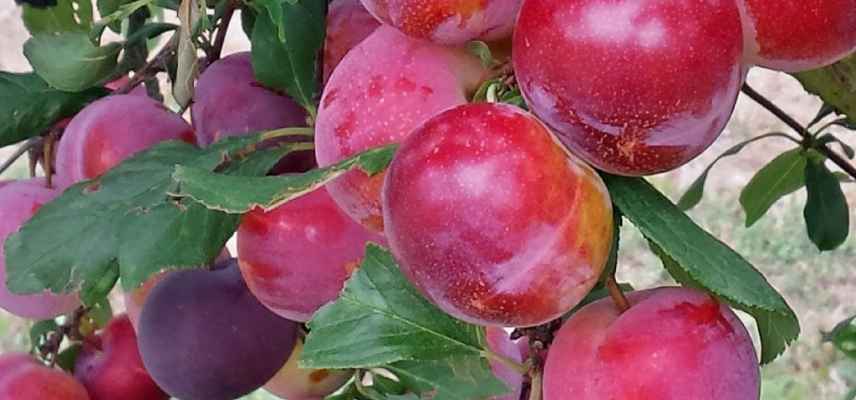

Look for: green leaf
[240,5,257,38]
[678,133,795,210]
[803,159,850,251]
[739,148,808,227]
[96,0,134,32]
[794,55,856,124]
[173,144,396,213]
[80,265,119,306]
[824,316,856,359]
[4,134,295,296]
[91,0,155,40]
[846,387,856,400]
[466,41,496,69]
[24,32,122,92]
[301,245,486,369]
[818,134,855,159]
[22,0,93,34]
[0,72,107,147]
[603,175,800,364]
[250,0,325,113]
[84,296,114,329]
[29,320,59,352]
[387,357,509,400]
[55,344,82,373]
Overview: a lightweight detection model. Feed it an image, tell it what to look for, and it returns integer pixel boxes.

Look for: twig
[208,0,237,64]
[114,35,179,95]
[741,84,856,180]
[0,139,39,176]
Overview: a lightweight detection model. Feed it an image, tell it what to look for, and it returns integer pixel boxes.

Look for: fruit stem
[527,368,543,400]
[741,84,856,180]
[484,349,530,375]
[43,128,60,189]
[606,276,631,313]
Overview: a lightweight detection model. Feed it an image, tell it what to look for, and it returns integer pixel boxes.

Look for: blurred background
[1,2,855,399]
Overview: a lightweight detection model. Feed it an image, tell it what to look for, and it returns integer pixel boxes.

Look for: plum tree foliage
[0,0,855,399]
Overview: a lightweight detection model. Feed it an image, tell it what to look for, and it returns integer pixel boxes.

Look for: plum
[741,0,856,72]
[0,178,80,319]
[54,95,194,188]
[137,261,299,400]
[238,187,382,322]
[383,103,614,327]
[514,0,744,176]
[316,26,486,232]
[324,0,381,83]
[74,315,168,400]
[0,353,90,400]
[263,337,352,400]
[543,287,760,399]
[360,0,521,44]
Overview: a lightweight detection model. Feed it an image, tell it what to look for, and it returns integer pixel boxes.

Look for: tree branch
[208,0,237,64]
[0,139,39,176]
[114,35,179,95]
[741,84,856,180]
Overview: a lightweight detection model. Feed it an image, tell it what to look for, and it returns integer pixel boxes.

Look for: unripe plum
[316,26,486,232]
[238,187,382,322]
[360,0,521,44]
[0,353,90,400]
[324,0,381,83]
[513,0,744,176]
[543,287,760,400]
[137,261,298,400]
[191,52,307,147]
[0,179,80,319]
[263,337,352,400]
[383,103,614,327]
[54,95,195,188]
[486,328,525,400]
[741,0,856,72]
[74,315,168,400]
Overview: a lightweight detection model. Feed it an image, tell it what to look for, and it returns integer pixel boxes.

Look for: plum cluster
[2,0,855,399]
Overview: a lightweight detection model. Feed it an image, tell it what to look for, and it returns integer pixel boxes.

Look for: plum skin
[122,249,231,330]
[0,178,80,319]
[54,94,194,188]
[237,187,383,322]
[485,328,526,400]
[74,315,168,400]
[543,287,760,400]
[137,261,299,400]
[513,0,744,176]
[315,26,486,232]
[263,337,352,400]
[0,353,91,400]
[191,52,307,146]
[383,103,614,328]
[323,0,381,83]
[360,0,521,45]
[741,0,856,72]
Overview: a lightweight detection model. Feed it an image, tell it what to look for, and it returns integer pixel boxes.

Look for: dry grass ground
[1,3,855,399]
